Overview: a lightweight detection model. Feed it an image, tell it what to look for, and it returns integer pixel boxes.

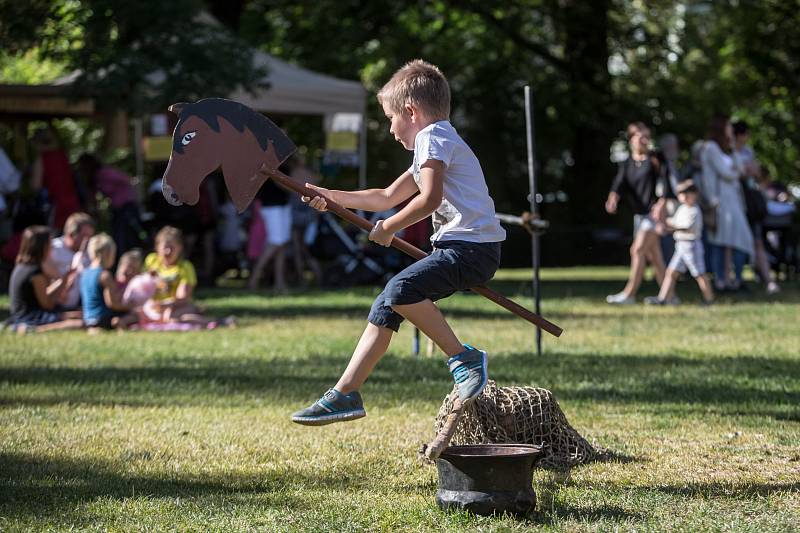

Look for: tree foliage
[238,1,797,212]
[2,0,797,263]
[0,0,265,114]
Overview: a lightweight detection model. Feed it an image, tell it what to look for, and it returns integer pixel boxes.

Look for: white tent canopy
[55,46,369,186]
[54,51,366,116]
[231,52,366,116]
[228,51,368,187]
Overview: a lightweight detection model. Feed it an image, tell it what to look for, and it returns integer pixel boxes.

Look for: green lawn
[1,267,798,532]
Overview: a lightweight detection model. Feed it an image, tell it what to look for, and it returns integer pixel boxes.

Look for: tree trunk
[560,0,614,224]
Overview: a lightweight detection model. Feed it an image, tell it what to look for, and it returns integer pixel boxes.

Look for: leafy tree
[4,0,797,264]
[234,0,798,264]
[0,0,265,114]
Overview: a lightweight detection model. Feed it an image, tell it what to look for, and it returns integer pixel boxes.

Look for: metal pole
[525,85,542,356]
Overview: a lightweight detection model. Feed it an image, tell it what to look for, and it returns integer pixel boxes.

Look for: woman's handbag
[700,199,717,233]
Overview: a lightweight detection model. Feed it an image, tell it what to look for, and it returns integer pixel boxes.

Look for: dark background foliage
[1,0,797,264]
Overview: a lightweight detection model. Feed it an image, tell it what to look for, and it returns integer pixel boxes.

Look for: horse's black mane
[172,98,295,160]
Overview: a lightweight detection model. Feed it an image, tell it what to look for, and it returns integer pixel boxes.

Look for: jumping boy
[645,180,715,305]
[291,60,506,425]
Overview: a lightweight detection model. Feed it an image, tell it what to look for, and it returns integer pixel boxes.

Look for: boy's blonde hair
[377,60,450,120]
[155,226,183,247]
[118,249,143,268]
[88,233,116,265]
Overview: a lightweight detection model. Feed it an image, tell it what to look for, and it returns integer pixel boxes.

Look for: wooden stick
[421,398,465,461]
[259,166,564,338]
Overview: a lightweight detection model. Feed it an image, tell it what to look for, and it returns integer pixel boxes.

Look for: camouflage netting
[434,380,600,469]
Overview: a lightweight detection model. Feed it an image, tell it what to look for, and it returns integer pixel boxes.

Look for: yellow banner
[143,136,173,162]
[326,131,358,152]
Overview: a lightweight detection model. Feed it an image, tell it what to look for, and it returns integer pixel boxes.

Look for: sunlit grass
[1,267,798,531]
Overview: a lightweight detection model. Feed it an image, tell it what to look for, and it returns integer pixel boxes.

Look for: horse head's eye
[181,131,197,146]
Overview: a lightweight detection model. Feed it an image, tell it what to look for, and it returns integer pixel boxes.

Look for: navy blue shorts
[368,240,501,332]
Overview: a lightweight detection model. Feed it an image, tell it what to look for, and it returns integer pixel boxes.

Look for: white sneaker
[606,292,635,305]
[766,281,780,295]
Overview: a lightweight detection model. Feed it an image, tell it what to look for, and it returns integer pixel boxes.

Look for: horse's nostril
[162,182,183,206]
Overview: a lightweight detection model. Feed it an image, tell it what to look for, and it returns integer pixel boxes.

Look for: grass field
[1,267,798,531]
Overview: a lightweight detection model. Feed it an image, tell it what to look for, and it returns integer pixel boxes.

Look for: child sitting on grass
[116,249,142,293]
[291,60,505,425]
[646,180,715,306]
[142,226,233,328]
[4,225,83,334]
[79,233,138,331]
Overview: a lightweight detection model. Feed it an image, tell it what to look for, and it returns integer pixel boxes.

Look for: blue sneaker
[291,388,366,426]
[447,345,488,403]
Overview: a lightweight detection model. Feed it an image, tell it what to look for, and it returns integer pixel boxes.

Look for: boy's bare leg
[696,274,715,302]
[392,299,464,357]
[335,323,393,394]
[657,269,678,301]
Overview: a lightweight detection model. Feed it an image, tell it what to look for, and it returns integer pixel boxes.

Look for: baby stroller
[312,210,410,287]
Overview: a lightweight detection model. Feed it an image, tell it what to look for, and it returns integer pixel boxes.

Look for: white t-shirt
[49,237,90,309]
[668,203,702,241]
[408,121,506,244]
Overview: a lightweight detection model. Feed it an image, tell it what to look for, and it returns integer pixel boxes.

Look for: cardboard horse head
[162,98,296,213]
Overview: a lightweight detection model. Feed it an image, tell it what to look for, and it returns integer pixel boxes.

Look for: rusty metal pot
[435,444,541,516]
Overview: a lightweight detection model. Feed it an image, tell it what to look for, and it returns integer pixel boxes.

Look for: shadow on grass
[0,451,428,525]
[1,350,797,415]
[3,277,797,324]
[198,278,800,312]
[591,449,642,465]
[534,504,644,525]
[188,281,800,325]
[533,471,645,524]
[653,481,800,498]
[0,451,296,525]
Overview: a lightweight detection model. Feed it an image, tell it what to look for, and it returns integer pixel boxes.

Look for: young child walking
[79,233,138,331]
[292,60,506,425]
[645,180,715,305]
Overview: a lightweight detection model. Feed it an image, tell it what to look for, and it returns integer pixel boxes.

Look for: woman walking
[701,114,754,291]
